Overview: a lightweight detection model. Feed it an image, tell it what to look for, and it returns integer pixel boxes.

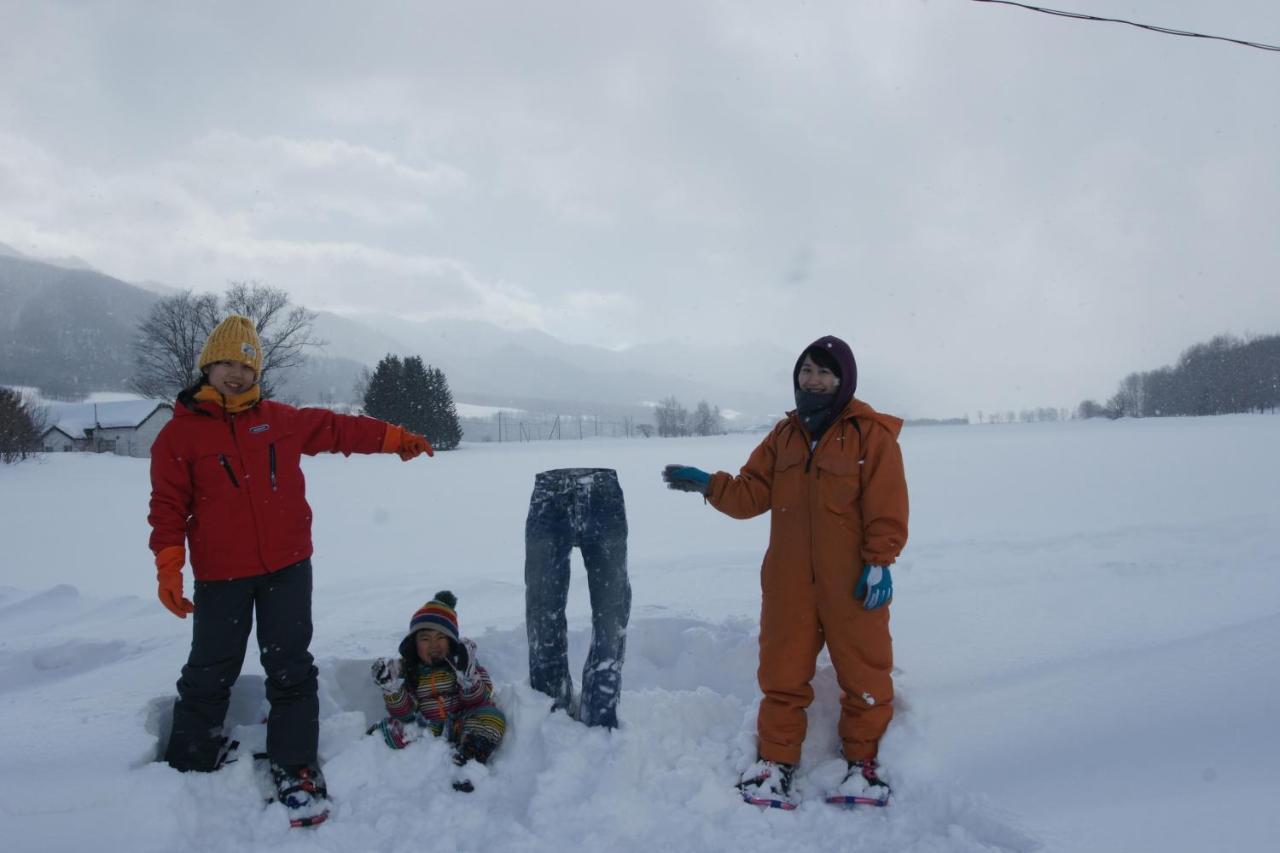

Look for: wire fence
[460,411,653,443]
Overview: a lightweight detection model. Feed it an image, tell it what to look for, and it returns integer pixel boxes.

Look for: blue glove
[662,464,711,494]
[855,565,893,610]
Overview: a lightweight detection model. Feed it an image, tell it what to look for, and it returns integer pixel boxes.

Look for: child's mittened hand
[450,638,480,689]
[371,657,401,690]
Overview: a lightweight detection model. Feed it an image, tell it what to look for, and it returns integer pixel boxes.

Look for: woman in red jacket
[148,314,431,825]
[663,334,908,810]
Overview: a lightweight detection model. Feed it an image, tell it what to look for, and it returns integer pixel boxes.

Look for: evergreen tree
[400,356,433,436]
[363,355,405,424]
[427,366,463,450]
[363,354,463,449]
[0,387,42,463]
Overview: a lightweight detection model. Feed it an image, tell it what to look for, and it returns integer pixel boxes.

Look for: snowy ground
[2,415,1278,852]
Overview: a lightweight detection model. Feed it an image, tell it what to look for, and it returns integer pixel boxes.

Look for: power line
[969,0,1280,53]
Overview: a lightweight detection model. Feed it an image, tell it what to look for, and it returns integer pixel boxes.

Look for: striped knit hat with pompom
[406,590,459,643]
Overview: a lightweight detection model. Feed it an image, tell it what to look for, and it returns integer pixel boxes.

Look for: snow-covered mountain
[0,253,788,421]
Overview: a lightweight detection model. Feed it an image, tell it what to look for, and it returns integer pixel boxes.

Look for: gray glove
[448,638,481,691]
[371,656,402,693]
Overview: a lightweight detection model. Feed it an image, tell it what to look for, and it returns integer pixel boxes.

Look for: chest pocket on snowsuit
[813,438,862,529]
[770,438,808,514]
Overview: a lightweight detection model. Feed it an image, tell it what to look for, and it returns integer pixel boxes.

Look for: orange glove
[381,425,434,461]
[156,545,194,618]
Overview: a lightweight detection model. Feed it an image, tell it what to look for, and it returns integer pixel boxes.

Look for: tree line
[653,396,726,437]
[1080,333,1280,419]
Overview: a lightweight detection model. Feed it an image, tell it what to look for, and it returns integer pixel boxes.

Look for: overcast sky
[2,0,1278,418]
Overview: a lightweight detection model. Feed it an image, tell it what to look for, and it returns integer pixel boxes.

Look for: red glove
[156,545,194,618]
[382,425,434,461]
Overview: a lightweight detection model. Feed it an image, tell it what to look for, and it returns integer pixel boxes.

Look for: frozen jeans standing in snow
[165,558,319,771]
[524,468,630,728]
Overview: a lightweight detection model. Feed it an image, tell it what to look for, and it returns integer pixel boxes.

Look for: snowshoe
[256,753,331,828]
[212,737,240,769]
[825,758,891,807]
[165,735,240,772]
[738,758,798,810]
[368,717,422,750]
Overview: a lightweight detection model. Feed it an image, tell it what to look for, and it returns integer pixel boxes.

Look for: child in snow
[148,314,433,824]
[662,334,907,809]
[369,591,506,792]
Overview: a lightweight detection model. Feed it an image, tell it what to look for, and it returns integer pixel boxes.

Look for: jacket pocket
[768,441,808,513]
[773,442,807,475]
[218,454,240,488]
[815,451,860,520]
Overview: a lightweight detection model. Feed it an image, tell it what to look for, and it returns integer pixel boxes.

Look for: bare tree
[130,282,321,400]
[129,290,221,399]
[351,366,373,411]
[692,400,725,436]
[222,281,322,397]
[654,396,690,437]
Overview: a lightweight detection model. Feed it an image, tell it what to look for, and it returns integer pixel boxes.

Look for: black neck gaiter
[795,388,838,443]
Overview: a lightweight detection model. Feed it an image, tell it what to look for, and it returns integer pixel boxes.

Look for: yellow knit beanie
[198,315,263,376]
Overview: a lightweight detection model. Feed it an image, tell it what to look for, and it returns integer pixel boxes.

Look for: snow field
[1,414,1278,851]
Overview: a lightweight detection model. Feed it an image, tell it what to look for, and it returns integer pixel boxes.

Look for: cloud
[0,131,545,329]
[2,1,1279,417]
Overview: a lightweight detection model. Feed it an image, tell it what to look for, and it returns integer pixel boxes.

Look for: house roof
[40,425,77,441]
[41,399,171,439]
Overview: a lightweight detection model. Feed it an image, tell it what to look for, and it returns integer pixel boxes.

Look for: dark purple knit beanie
[793,335,857,412]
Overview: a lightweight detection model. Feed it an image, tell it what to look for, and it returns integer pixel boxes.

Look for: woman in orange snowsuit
[663,334,908,807]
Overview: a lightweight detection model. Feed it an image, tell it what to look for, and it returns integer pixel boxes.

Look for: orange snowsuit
[706,398,908,764]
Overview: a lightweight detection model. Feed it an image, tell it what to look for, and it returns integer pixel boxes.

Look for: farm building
[39,399,172,458]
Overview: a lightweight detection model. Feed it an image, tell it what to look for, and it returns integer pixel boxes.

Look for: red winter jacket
[148,396,391,581]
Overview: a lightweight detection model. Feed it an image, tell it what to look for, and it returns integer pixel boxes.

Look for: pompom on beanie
[404,590,460,645]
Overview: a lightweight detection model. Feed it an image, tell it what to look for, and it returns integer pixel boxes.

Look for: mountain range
[0,249,792,423]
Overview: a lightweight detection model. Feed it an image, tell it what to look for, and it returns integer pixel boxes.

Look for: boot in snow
[450,735,497,792]
[826,758,891,807]
[738,758,797,810]
[269,760,330,827]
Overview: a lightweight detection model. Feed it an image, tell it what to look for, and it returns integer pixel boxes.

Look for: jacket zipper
[221,413,242,488]
[269,444,277,490]
[802,420,820,582]
[802,417,853,583]
[218,454,240,487]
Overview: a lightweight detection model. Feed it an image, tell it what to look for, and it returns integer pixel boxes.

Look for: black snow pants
[164,558,318,771]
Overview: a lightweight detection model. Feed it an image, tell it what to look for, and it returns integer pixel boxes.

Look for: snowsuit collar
[173,382,261,419]
[194,383,261,414]
[786,396,903,446]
